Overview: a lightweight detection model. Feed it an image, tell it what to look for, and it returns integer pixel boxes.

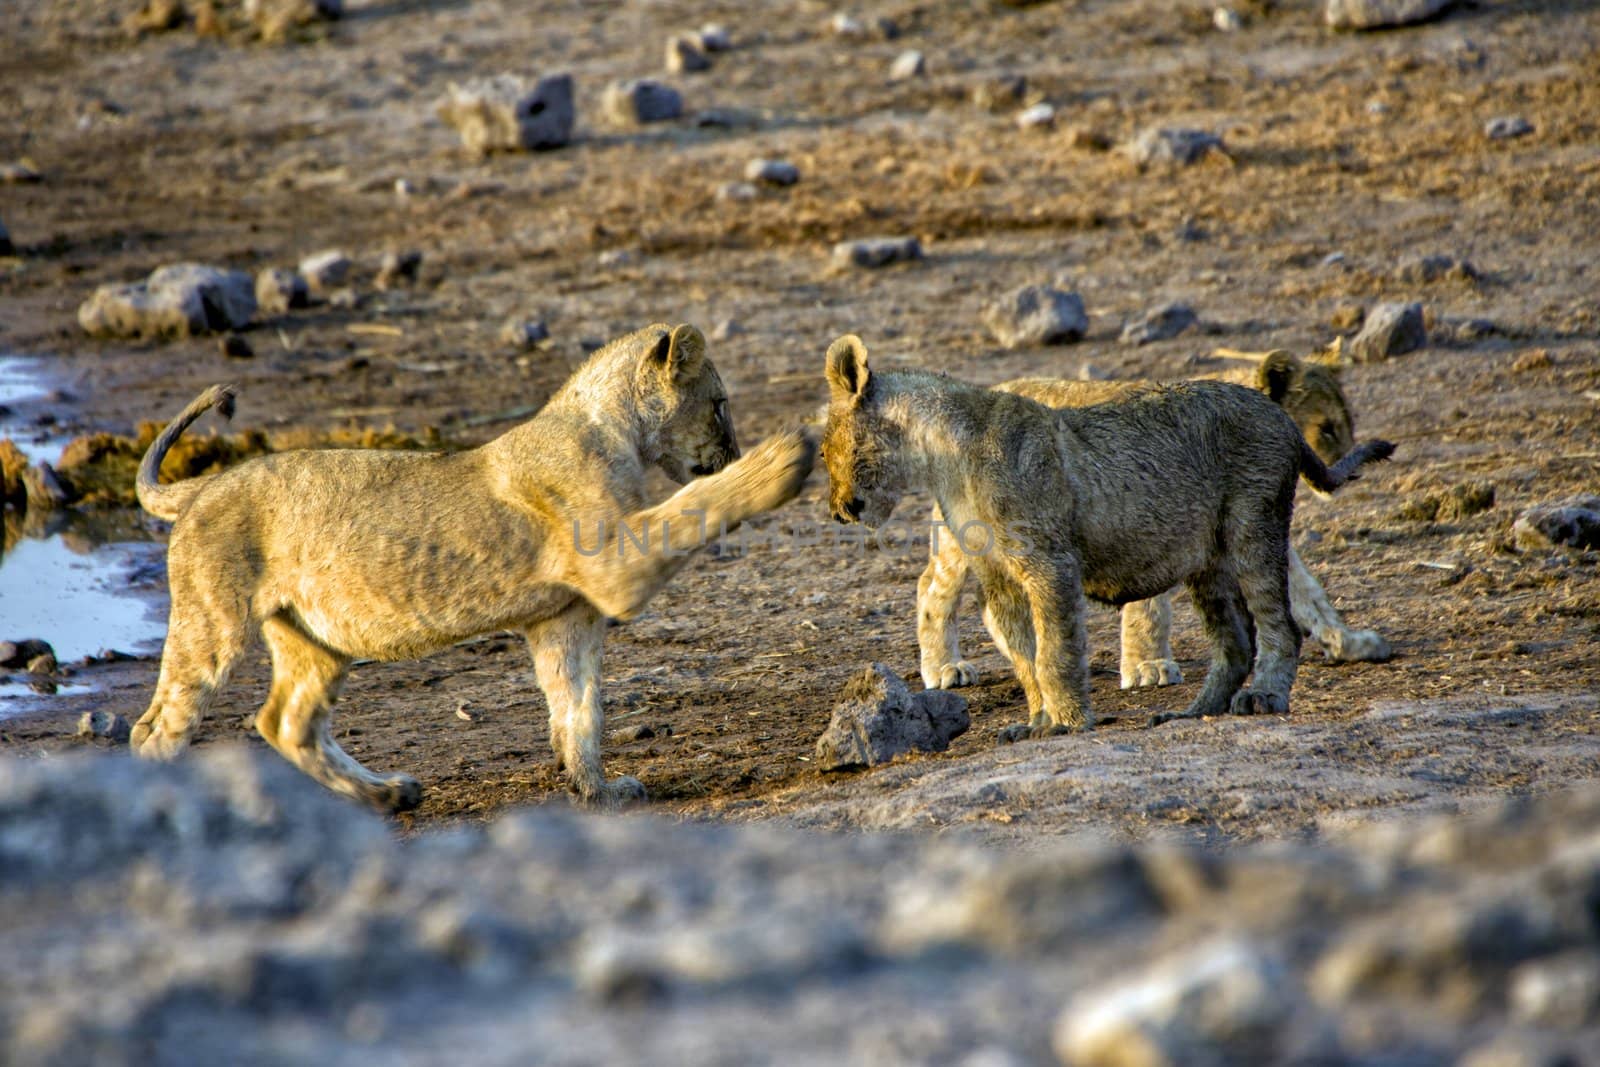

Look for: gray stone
[1213,6,1243,31]
[665,34,711,74]
[831,236,924,269]
[439,74,575,154]
[0,639,54,668]
[79,263,256,339]
[1512,496,1600,552]
[1055,939,1293,1067]
[1126,127,1225,166]
[711,318,742,341]
[973,74,1028,111]
[1326,0,1454,30]
[1349,301,1426,362]
[831,12,895,38]
[78,711,132,743]
[256,267,309,314]
[1509,952,1600,1027]
[1485,115,1534,141]
[715,181,758,203]
[889,50,926,81]
[299,249,352,295]
[985,285,1088,348]
[814,663,970,770]
[1394,254,1478,284]
[603,80,683,126]
[745,159,799,186]
[1120,303,1198,346]
[499,318,550,350]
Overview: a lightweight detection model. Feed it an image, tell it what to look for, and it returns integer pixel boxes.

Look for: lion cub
[821,335,1392,736]
[132,324,815,811]
[919,348,1390,696]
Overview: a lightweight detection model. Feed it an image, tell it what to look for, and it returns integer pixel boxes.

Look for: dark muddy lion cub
[132,324,816,811]
[821,335,1393,738]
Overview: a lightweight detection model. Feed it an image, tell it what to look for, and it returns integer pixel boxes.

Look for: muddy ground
[1,0,1597,843]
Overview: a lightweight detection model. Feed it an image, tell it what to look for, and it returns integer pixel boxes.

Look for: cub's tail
[1299,437,1395,494]
[135,384,236,521]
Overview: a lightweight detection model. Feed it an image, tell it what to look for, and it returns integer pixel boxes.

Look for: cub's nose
[834,497,865,524]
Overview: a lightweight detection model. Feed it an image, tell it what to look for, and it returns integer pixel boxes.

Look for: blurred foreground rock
[3,748,1599,1065]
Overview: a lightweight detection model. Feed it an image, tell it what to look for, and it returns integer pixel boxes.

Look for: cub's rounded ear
[825,334,871,399]
[1306,335,1349,375]
[667,323,707,376]
[1254,350,1299,405]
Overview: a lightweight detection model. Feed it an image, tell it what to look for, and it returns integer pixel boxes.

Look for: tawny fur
[919,348,1390,695]
[131,324,816,811]
[822,335,1393,738]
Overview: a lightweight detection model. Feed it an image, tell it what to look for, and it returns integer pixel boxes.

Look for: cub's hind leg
[1288,544,1391,663]
[1152,566,1252,727]
[918,504,979,689]
[131,568,253,760]
[528,605,644,806]
[1119,594,1183,689]
[1231,515,1300,717]
[256,615,421,813]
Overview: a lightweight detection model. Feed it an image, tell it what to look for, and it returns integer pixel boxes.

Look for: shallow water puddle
[0,354,70,463]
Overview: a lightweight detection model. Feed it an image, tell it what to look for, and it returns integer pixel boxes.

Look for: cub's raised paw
[925,661,979,690]
[1322,628,1393,664]
[1120,658,1182,690]
[380,774,424,814]
[1229,690,1289,717]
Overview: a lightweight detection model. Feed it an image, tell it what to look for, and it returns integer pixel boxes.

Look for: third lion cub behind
[821,335,1393,736]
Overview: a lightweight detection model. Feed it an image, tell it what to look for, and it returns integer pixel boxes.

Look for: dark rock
[745,159,800,186]
[1349,301,1426,362]
[220,333,255,359]
[1325,0,1455,31]
[665,34,711,73]
[299,249,352,295]
[1395,254,1479,284]
[972,74,1028,111]
[376,249,423,289]
[814,663,970,770]
[696,24,732,52]
[1120,303,1198,345]
[603,80,683,126]
[78,711,131,743]
[0,638,55,668]
[1485,116,1534,141]
[499,318,550,350]
[831,236,924,269]
[1512,496,1600,552]
[438,74,574,153]
[985,285,1088,348]
[0,213,11,255]
[79,263,256,339]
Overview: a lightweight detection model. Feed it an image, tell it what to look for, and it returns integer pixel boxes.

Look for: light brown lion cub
[821,335,1393,737]
[132,324,816,811]
[919,348,1391,695]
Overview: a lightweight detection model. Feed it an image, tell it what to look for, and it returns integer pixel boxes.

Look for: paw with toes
[1229,689,1288,717]
[1121,658,1183,689]
[929,661,979,689]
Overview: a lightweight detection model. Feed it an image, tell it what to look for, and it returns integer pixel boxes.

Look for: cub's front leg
[918,505,981,689]
[996,550,1092,743]
[1287,544,1392,663]
[527,605,645,806]
[1119,595,1183,689]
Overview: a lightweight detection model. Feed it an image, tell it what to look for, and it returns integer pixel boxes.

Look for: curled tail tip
[1368,439,1397,464]
[208,383,238,420]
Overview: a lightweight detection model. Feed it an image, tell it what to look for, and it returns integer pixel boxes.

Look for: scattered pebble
[1063,126,1112,151]
[814,663,969,770]
[1078,363,1111,381]
[1213,6,1242,31]
[219,333,254,359]
[1485,115,1534,141]
[1120,303,1198,346]
[1325,0,1454,31]
[1512,496,1600,552]
[831,12,897,38]
[745,159,799,186]
[711,319,742,341]
[597,249,638,269]
[299,249,352,295]
[665,34,711,74]
[1124,126,1225,166]
[438,75,575,154]
[376,249,423,290]
[1510,349,1551,372]
[972,74,1027,112]
[984,285,1088,348]
[697,23,732,52]
[1016,103,1056,130]
[0,162,42,184]
[603,79,683,126]
[609,723,657,745]
[499,318,550,350]
[889,50,926,81]
[78,710,131,744]
[831,236,924,269]
[1349,301,1426,362]
[455,702,481,723]
[394,177,419,200]
[715,181,758,203]
[255,267,309,314]
[1394,253,1478,284]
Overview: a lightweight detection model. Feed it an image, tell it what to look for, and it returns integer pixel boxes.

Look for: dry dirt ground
[1,0,1597,843]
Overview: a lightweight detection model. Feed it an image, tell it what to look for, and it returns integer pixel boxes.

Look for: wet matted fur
[821,335,1393,737]
[919,348,1390,695]
[131,324,815,811]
